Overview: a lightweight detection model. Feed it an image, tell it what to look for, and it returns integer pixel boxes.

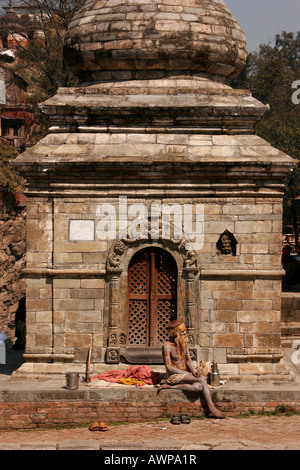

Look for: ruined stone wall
[0,191,26,341]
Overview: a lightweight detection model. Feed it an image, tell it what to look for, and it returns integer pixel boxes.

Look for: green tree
[232,32,300,248]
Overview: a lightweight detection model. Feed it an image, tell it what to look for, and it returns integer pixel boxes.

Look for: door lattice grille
[128,300,148,345]
[128,248,177,347]
[157,299,175,344]
[129,258,148,295]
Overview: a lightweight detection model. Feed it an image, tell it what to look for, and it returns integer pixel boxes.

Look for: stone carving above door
[106,236,199,275]
[106,240,126,273]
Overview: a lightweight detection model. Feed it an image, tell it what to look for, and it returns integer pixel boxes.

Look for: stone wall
[22,188,288,380]
[0,191,26,341]
[1,387,300,431]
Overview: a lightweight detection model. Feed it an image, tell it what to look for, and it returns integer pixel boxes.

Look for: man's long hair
[169,321,187,356]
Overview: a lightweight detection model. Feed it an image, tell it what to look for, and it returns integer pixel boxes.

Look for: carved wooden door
[128,247,177,347]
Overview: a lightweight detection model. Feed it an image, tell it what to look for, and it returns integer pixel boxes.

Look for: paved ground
[0,413,299,450]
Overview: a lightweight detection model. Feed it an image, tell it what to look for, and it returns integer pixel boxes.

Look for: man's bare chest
[169,348,186,369]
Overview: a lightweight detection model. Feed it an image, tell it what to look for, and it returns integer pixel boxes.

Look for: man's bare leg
[159,375,225,418]
[197,376,225,418]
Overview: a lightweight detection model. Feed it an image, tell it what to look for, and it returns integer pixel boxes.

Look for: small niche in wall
[216,230,237,256]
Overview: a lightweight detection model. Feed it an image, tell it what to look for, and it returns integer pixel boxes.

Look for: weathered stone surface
[0,192,26,342]
[57,439,100,450]
[34,81,267,133]
[10,0,297,381]
[64,0,247,83]
[13,133,291,169]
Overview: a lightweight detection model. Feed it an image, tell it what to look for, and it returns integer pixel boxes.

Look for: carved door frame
[105,239,199,364]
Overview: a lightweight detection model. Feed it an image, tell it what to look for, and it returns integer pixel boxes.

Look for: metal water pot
[66,372,80,390]
[210,362,220,387]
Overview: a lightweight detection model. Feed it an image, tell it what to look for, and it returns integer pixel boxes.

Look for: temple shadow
[0,348,25,376]
[183,390,211,416]
[156,388,213,417]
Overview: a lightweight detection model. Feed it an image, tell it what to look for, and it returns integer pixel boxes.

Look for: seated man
[159,320,224,419]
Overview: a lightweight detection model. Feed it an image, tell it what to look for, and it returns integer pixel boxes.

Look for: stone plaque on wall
[69,220,95,241]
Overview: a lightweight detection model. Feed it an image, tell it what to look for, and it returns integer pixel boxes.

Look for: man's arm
[185,347,199,377]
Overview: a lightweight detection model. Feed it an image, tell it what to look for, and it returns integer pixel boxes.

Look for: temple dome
[64,0,247,84]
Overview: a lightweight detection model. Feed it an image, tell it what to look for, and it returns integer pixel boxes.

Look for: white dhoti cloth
[163,373,189,385]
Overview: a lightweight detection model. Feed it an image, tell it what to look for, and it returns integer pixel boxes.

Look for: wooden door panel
[128,248,177,347]
[128,249,149,345]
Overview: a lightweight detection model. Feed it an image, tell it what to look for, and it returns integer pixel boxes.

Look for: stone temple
[13,0,295,381]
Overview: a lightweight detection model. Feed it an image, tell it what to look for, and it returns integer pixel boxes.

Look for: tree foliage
[0,1,85,190]
[232,31,300,244]
[0,0,85,98]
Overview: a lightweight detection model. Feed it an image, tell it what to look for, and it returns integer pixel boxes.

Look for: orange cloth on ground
[117,378,145,386]
[90,365,161,385]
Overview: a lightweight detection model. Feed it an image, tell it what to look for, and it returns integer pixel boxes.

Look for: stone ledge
[22,353,75,362]
[23,268,106,278]
[0,440,193,450]
[201,269,285,280]
[10,353,295,383]
[57,439,100,451]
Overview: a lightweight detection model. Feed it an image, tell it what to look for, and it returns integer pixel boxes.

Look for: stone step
[281,292,300,323]
[281,311,300,347]
[281,322,300,336]
[281,336,300,348]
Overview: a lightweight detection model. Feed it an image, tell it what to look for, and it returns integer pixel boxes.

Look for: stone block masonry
[19,186,293,378]
[0,192,26,342]
[200,278,282,361]
[0,386,300,431]
[64,0,247,83]
[0,384,300,430]
[22,192,287,375]
[12,0,296,381]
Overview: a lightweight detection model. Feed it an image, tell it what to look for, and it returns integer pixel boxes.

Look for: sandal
[170,414,181,425]
[181,413,191,424]
[99,421,109,431]
[89,421,100,431]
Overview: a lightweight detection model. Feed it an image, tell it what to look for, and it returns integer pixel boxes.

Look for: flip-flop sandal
[181,413,191,424]
[170,414,181,425]
[89,421,100,431]
[99,421,109,431]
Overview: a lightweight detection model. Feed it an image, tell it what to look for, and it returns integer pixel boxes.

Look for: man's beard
[174,333,188,356]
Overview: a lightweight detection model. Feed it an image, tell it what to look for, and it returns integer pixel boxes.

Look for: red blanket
[90,365,161,385]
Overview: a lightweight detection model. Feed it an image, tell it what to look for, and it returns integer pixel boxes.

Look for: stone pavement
[0,414,299,450]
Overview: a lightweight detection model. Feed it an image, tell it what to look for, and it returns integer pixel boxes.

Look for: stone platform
[0,349,299,432]
[281,291,300,347]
